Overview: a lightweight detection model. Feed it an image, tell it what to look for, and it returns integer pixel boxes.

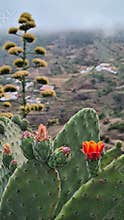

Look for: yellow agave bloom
[23,33,35,43]
[8,46,23,55]
[3,84,17,92]
[8,27,18,34]
[12,70,29,80]
[20,103,44,112]
[19,12,32,22]
[0,86,4,93]
[0,65,12,75]
[19,21,36,31]
[0,112,13,118]
[32,58,48,67]
[3,41,17,50]
[0,93,4,98]
[18,17,28,24]
[36,76,49,84]
[41,89,56,97]
[18,12,36,31]
[31,103,45,111]
[3,102,12,108]
[13,58,29,68]
[34,47,46,55]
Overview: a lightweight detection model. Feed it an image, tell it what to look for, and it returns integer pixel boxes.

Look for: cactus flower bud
[22,130,34,139]
[48,146,71,169]
[3,143,11,155]
[2,144,13,168]
[9,160,17,173]
[59,146,71,156]
[10,159,17,165]
[33,139,52,162]
[35,124,48,142]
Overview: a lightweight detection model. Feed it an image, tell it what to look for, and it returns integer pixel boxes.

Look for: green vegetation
[0,108,124,219]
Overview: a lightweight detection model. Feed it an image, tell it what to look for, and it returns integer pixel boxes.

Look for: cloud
[0,0,124,31]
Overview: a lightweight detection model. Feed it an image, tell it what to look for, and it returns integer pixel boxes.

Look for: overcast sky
[0,0,124,32]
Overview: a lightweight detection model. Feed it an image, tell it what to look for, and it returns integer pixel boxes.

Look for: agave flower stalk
[21,30,27,117]
[2,12,48,118]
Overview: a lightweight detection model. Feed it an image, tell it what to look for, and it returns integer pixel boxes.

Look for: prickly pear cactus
[0,165,10,200]
[55,155,124,220]
[0,117,25,165]
[11,115,29,131]
[53,108,100,214]
[0,160,61,220]
[101,140,123,168]
[0,124,71,220]
[0,144,17,202]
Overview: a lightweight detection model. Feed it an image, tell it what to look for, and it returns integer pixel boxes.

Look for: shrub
[99,112,106,120]
[108,121,124,133]
[47,118,59,126]
[101,135,110,143]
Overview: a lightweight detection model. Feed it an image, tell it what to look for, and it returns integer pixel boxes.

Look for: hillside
[1,30,124,147]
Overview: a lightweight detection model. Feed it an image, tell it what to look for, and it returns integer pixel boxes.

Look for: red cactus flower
[81,140,104,160]
[35,124,48,141]
[3,143,11,155]
[59,146,71,156]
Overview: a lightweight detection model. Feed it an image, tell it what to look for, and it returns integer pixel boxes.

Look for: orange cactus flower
[35,124,48,141]
[81,140,104,160]
[3,143,11,155]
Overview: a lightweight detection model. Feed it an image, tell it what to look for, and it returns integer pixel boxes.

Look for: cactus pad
[0,117,25,165]
[0,160,61,220]
[55,155,124,220]
[0,165,10,201]
[53,108,100,213]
